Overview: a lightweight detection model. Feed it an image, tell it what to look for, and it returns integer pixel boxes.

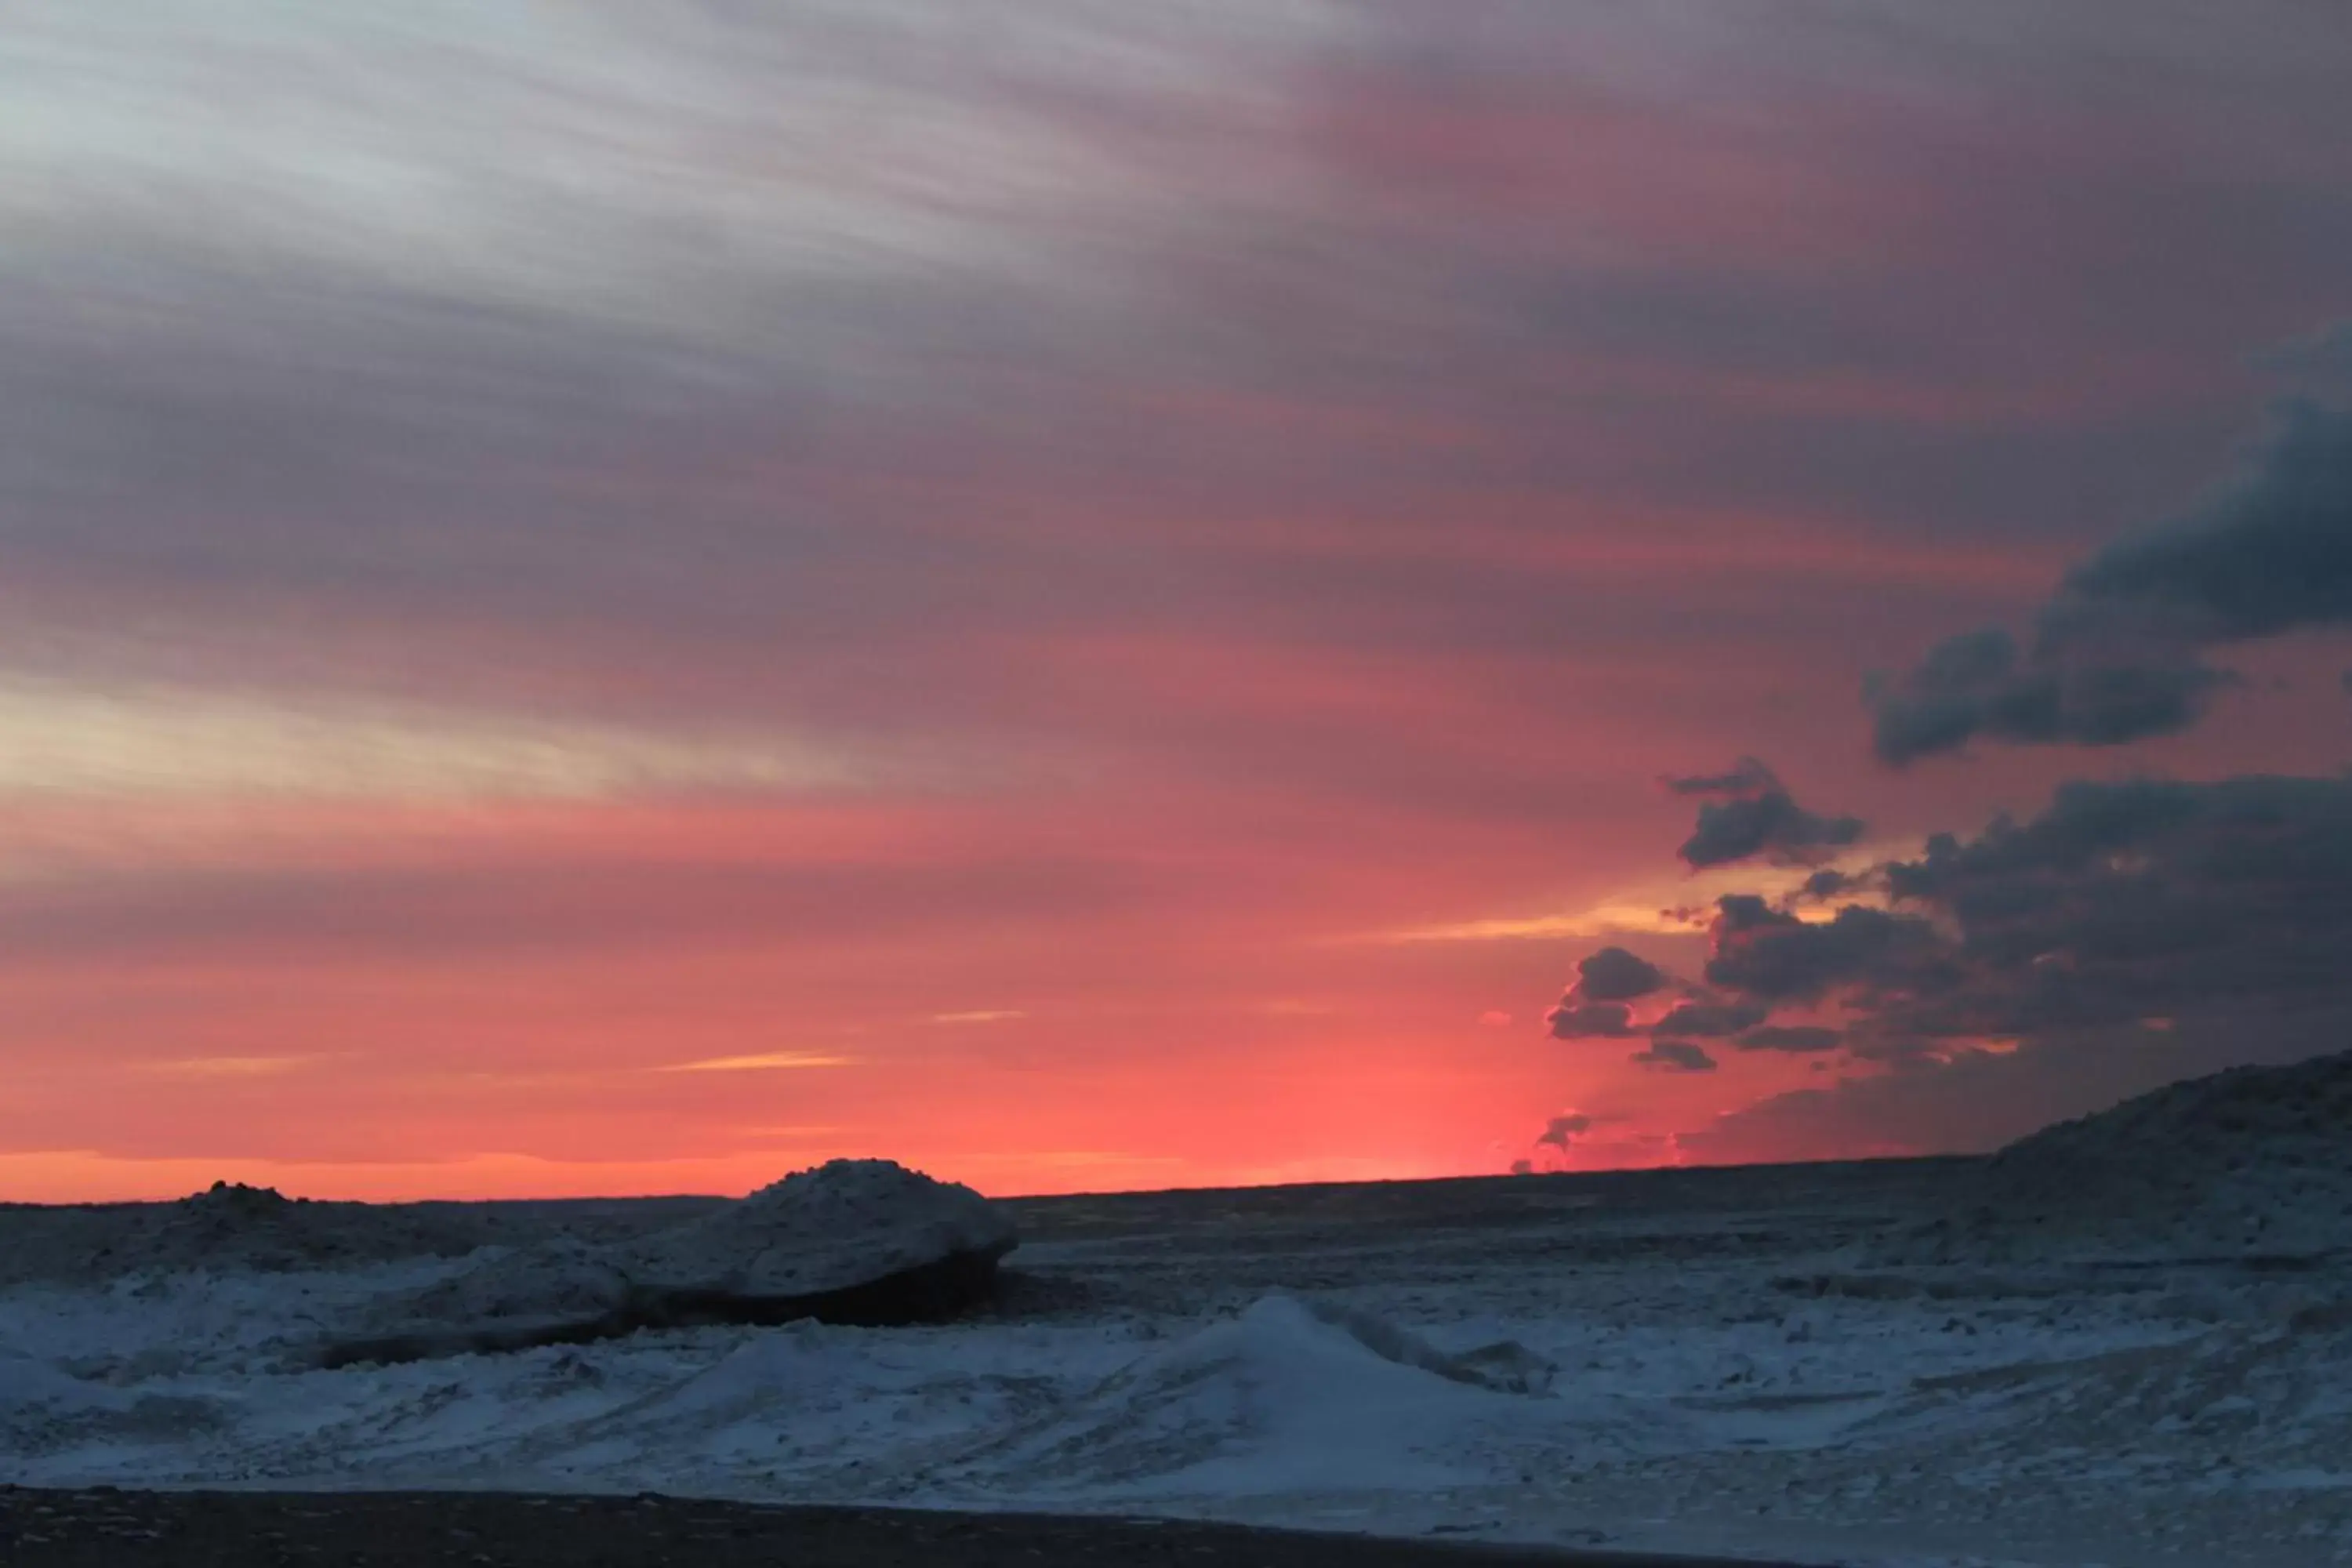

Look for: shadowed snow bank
[1889,1049,2352,1267]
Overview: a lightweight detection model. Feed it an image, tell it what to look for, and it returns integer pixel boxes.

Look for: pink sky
[2,2,2348,1200]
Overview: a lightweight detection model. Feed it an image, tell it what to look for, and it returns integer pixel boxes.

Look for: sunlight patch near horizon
[1375,841,1914,944]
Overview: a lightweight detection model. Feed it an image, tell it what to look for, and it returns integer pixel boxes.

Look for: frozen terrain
[3,1058,2350,1567]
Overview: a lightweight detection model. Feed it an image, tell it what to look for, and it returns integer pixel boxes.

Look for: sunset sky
[3,2,2349,1202]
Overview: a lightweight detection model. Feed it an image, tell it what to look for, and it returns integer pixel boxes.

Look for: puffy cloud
[1871,626,2224,764]
[1873,400,2352,764]
[1665,761,1863,869]
[1704,772,2352,1045]
[1631,1040,1718,1073]
[1537,1112,1593,1150]
[1650,1000,1768,1037]
[1665,758,1865,869]
[1547,1002,1636,1039]
[1797,869,1852,902]
[2060,401,2352,643]
[1702,895,1944,1003]
[1868,774,2352,1039]
[1654,770,2352,1157]
[1548,945,1673,1037]
[1573,945,1668,1001]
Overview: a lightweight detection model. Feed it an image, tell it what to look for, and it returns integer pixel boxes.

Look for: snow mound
[334,1160,1018,1363]
[620,1320,854,1425]
[143,1183,478,1274]
[938,1295,1550,1498]
[623,1159,1016,1297]
[1301,1299,1558,1395]
[1896,1049,2352,1265]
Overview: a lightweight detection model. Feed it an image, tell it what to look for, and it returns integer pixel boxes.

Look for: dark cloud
[1537,1112,1594,1150]
[1735,1025,1844,1054]
[1650,1000,1768,1038]
[1547,1002,1637,1040]
[1549,946,1670,1038]
[1654,766,2352,1160]
[1870,627,2225,764]
[1869,773,2352,1038]
[1702,896,1945,1004]
[1573,946,1668,1001]
[1664,758,1864,869]
[1632,1040,1718,1073]
[1873,400,2352,763]
[2062,401,2352,641]
[1668,771,2352,1081]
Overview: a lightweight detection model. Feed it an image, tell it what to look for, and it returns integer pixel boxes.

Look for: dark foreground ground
[0,1490,1809,1568]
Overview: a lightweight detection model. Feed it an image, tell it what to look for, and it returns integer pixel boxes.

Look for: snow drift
[935,1294,1555,1498]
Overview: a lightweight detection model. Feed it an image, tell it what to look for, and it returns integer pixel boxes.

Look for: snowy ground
[3,1162,2348,1567]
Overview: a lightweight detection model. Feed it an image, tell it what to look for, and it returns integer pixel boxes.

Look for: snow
[345,1159,1016,1354]
[622,1158,1016,1296]
[0,1183,489,1289]
[929,1295,1556,1500]
[379,1240,634,1335]
[1889,1050,2352,1267]
[5,1069,2352,1566]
